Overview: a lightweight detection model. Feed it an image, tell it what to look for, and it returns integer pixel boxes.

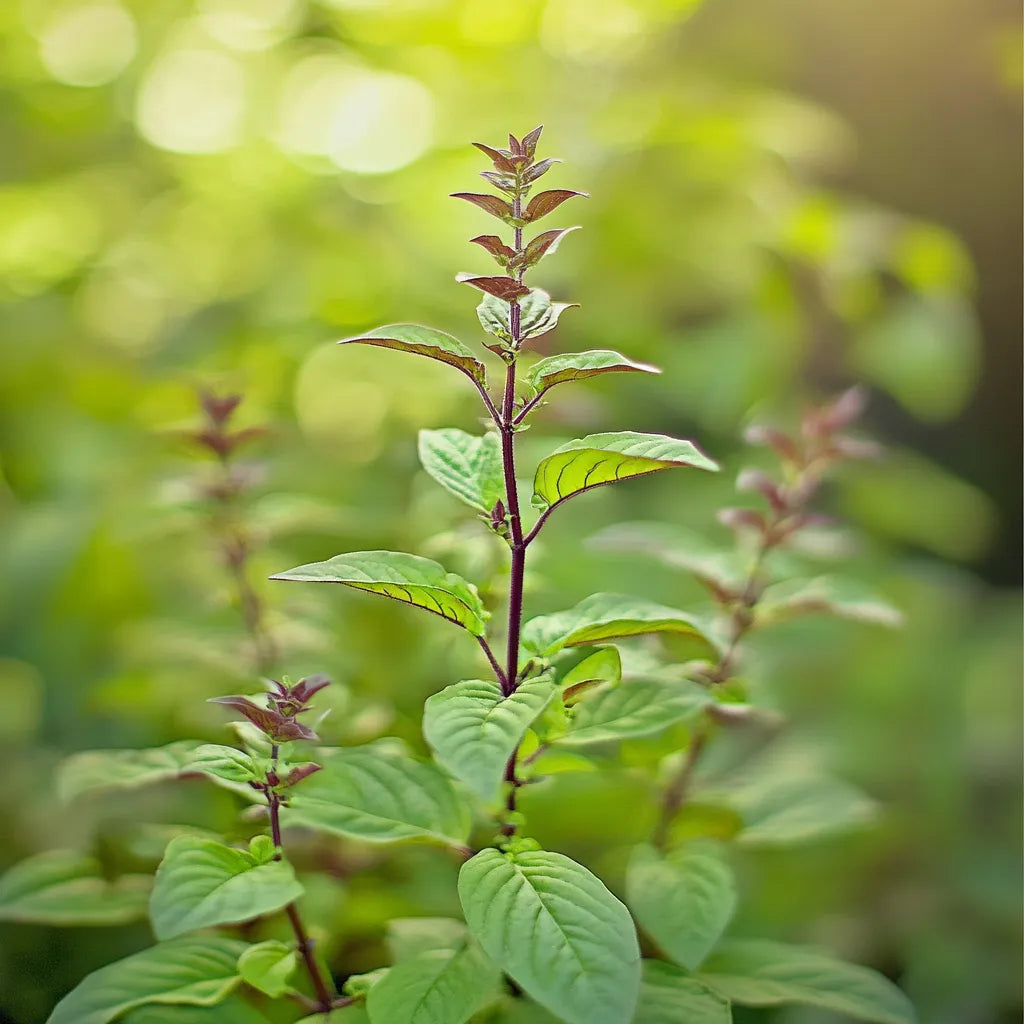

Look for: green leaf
[533,432,718,512]
[522,593,717,659]
[418,429,505,514]
[626,845,737,970]
[756,576,902,628]
[46,935,248,1024]
[559,648,621,704]
[387,918,469,962]
[149,837,303,941]
[339,324,487,387]
[56,741,205,802]
[284,741,471,847]
[0,850,150,926]
[477,288,577,345]
[634,961,732,1024]
[524,350,660,398]
[366,944,501,1024]
[270,550,488,636]
[560,678,711,746]
[459,847,641,1024]
[423,675,557,803]
[185,745,261,785]
[698,940,916,1024]
[122,999,271,1024]
[237,941,297,998]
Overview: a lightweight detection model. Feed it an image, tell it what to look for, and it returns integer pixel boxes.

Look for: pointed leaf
[521,226,579,267]
[477,288,576,346]
[237,941,297,998]
[184,745,261,785]
[456,274,530,301]
[523,190,588,222]
[271,550,488,636]
[522,593,717,659]
[451,192,513,221]
[459,847,640,1024]
[756,576,903,628]
[635,961,732,1024]
[283,740,471,847]
[423,675,557,802]
[698,940,916,1024]
[0,850,150,926]
[366,944,501,1024]
[46,935,248,1024]
[56,741,206,802]
[522,158,561,184]
[472,143,516,172]
[533,432,718,512]
[627,845,737,969]
[469,235,516,266]
[525,350,659,397]
[149,837,303,941]
[418,429,505,514]
[521,125,544,157]
[339,325,487,387]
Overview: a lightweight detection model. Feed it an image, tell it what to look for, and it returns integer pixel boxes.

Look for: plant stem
[652,729,707,849]
[267,744,335,1013]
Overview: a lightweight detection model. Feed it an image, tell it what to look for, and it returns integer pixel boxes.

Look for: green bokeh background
[0,0,1020,1021]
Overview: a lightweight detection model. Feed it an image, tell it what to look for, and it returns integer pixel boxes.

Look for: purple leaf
[470,235,517,265]
[455,274,531,301]
[450,193,513,221]
[521,125,543,158]
[522,158,561,184]
[523,190,588,222]
[522,227,580,267]
[472,142,516,173]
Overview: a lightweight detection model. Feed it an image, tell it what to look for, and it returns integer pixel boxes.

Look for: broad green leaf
[560,678,711,747]
[150,836,303,940]
[634,961,732,1024]
[237,941,297,998]
[387,918,469,962]
[698,940,916,1024]
[459,847,641,1024]
[522,593,717,659]
[122,998,270,1024]
[533,432,718,512]
[423,676,557,802]
[626,845,737,970]
[756,576,902,628]
[270,550,488,636]
[0,850,150,926]
[524,350,660,398]
[56,741,205,802]
[366,944,501,1024]
[185,745,261,785]
[477,288,576,345]
[339,324,487,387]
[284,741,471,847]
[46,934,248,1024]
[418,429,505,513]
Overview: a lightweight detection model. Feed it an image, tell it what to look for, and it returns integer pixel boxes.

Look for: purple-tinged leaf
[480,170,519,193]
[523,158,561,184]
[472,142,516,173]
[806,386,867,435]
[208,697,318,742]
[717,508,768,536]
[743,425,801,463]
[339,324,487,387]
[456,274,530,301]
[451,193,513,221]
[522,226,580,267]
[508,133,524,155]
[521,125,544,158]
[736,469,787,515]
[283,763,322,788]
[470,234,517,265]
[523,190,588,222]
[199,392,242,426]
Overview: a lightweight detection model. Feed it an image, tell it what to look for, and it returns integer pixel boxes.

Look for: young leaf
[522,157,561,184]
[149,837,303,941]
[237,940,297,998]
[46,934,248,1024]
[56,741,206,802]
[0,850,150,926]
[339,325,487,388]
[521,226,579,267]
[450,192,514,221]
[635,961,732,1024]
[523,189,588,222]
[423,675,557,802]
[521,124,544,157]
[559,678,711,746]
[533,432,718,513]
[469,235,517,265]
[459,847,641,1024]
[471,143,516,173]
[524,350,659,398]
[184,745,260,785]
[756,576,903,628]
[477,288,576,346]
[626,845,737,970]
[559,647,621,704]
[283,741,471,847]
[366,944,501,1024]
[521,592,717,659]
[455,273,530,301]
[418,429,505,514]
[270,550,488,636]
[698,940,916,1024]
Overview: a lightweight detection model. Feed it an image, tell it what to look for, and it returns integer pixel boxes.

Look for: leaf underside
[339,324,487,386]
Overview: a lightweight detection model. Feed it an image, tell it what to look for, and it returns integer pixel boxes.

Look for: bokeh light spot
[198,0,301,51]
[38,1,137,87]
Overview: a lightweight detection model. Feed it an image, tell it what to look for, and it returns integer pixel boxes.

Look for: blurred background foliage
[0,0,1020,1021]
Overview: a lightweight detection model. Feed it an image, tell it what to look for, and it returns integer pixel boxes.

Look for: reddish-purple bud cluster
[209,674,330,743]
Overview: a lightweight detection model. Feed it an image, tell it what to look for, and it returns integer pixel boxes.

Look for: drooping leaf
[455,273,530,301]
[149,837,303,941]
[756,576,903,628]
[122,997,271,1024]
[283,741,471,847]
[559,647,622,704]
[46,935,248,1024]
[366,944,501,1024]
[418,429,505,514]
[533,432,718,513]
[270,551,488,636]
[627,845,737,970]
[423,675,557,802]
[237,941,297,999]
[387,918,469,962]
[339,325,487,387]
[521,593,717,659]
[184,745,262,786]
[56,741,206,802]
[0,850,150,926]
[472,144,516,172]
[477,288,577,346]
[522,189,588,222]
[634,961,732,1024]
[521,226,579,267]
[524,350,659,398]
[450,192,514,221]
[698,940,916,1024]
[560,678,711,747]
[459,847,640,1024]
